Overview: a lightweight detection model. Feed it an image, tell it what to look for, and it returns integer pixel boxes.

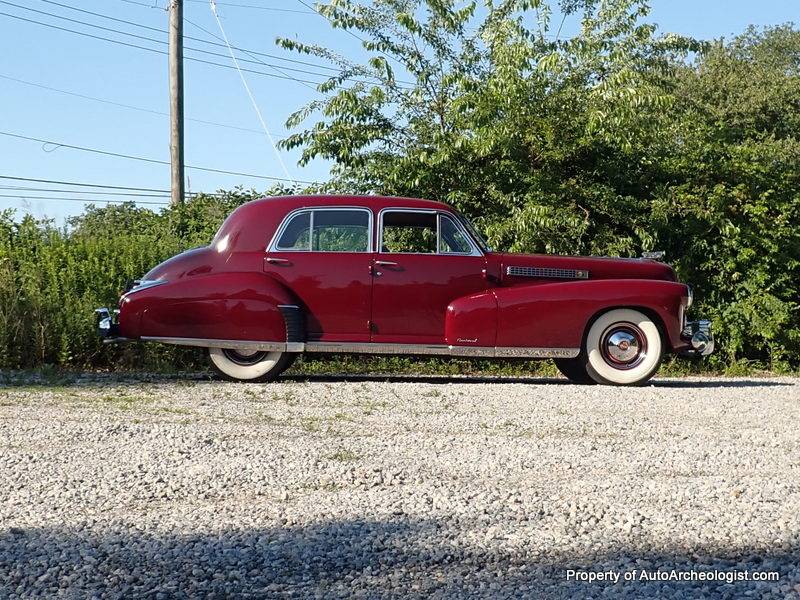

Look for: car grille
[506,266,589,279]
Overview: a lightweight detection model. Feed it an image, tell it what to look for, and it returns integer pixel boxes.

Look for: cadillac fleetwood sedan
[96,195,713,385]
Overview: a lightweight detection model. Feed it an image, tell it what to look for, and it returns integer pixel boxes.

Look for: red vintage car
[96,195,713,385]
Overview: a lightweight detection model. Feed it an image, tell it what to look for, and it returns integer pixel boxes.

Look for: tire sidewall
[208,348,285,382]
[584,309,662,386]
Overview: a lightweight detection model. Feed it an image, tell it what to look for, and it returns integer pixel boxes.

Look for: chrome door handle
[374,260,399,267]
[266,257,291,265]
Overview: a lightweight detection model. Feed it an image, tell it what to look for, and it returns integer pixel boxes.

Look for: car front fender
[490,279,689,351]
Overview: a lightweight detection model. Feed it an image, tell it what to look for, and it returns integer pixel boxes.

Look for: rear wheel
[208,348,296,382]
[582,308,663,386]
[553,358,596,384]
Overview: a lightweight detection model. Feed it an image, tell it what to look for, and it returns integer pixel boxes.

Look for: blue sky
[0,0,796,222]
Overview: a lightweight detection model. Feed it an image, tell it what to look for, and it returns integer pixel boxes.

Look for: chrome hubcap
[222,348,269,366]
[600,324,647,370]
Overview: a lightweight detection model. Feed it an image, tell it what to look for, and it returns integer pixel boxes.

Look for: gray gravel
[1,373,799,598]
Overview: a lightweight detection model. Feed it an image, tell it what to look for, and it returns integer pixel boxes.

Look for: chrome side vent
[506,266,589,280]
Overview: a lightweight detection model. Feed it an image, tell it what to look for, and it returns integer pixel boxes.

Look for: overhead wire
[0,174,184,194]
[208,0,294,183]
[0,73,284,138]
[0,193,169,206]
[44,0,333,69]
[185,0,314,14]
[0,185,173,198]
[0,11,324,85]
[0,1,337,81]
[0,131,317,184]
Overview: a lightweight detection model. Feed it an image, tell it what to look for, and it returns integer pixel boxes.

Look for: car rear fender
[119,272,301,343]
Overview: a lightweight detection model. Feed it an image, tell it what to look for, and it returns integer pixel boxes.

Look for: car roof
[244,194,453,213]
[213,195,457,252]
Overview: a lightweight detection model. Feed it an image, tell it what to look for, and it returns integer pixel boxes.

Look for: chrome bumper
[680,319,714,357]
[95,307,124,341]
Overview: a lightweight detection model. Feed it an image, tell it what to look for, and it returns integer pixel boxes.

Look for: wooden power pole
[168,0,185,206]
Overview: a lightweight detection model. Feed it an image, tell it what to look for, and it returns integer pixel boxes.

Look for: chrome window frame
[268,206,374,253]
[377,208,482,257]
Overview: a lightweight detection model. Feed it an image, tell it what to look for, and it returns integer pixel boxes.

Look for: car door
[370,209,488,344]
[263,207,373,342]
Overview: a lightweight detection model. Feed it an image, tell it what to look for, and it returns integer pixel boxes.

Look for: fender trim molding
[141,336,579,358]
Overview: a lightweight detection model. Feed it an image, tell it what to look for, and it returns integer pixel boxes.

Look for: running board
[141,337,579,359]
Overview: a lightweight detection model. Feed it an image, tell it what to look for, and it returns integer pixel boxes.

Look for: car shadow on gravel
[282,374,793,389]
[2,520,796,598]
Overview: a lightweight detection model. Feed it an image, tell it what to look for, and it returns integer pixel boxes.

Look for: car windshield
[456,213,491,253]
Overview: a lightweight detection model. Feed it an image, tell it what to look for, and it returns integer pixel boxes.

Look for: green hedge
[0,185,796,374]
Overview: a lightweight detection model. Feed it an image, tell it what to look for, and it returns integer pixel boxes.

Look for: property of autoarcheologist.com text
[566,569,780,584]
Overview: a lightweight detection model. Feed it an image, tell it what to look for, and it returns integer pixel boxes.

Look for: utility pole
[168,0,184,206]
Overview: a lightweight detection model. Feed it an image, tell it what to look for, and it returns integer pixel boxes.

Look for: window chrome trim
[267,206,374,253]
[377,207,483,257]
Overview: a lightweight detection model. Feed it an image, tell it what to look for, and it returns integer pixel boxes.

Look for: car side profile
[96,195,713,385]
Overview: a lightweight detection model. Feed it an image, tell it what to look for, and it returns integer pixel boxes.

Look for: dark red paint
[118,195,692,353]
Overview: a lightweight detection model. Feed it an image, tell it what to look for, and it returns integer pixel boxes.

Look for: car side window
[439,214,472,254]
[275,209,370,252]
[276,211,311,250]
[381,211,437,253]
[312,210,369,252]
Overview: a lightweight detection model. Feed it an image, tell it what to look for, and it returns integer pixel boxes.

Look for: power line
[0,185,173,198]
[0,11,323,86]
[108,0,341,72]
[0,1,337,81]
[0,175,241,198]
[210,1,294,183]
[0,73,282,138]
[185,0,314,14]
[0,131,316,184]
[183,15,318,92]
[0,193,169,206]
[0,174,177,194]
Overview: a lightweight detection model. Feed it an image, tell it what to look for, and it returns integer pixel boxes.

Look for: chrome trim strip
[142,337,580,358]
[267,206,374,253]
[506,266,589,280]
[305,342,579,358]
[494,347,580,358]
[304,341,451,355]
[141,337,288,352]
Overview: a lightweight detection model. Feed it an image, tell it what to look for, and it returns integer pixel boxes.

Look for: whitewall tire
[583,309,663,386]
[208,348,295,382]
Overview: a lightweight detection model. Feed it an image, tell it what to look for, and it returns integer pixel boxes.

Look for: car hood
[495,252,677,283]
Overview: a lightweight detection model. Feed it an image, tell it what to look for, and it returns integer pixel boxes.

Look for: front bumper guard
[680,319,714,357]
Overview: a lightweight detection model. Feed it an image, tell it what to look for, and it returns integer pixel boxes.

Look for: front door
[263,207,373,342]
[370,210,488,344]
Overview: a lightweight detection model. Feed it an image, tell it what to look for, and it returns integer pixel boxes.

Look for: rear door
[370,209,487,344]
[263,207,373,342]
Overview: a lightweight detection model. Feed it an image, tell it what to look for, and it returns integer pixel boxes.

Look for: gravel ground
[1,373,799,599]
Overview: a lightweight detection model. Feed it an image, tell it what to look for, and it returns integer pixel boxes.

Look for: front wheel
[208,348,296,382]
[582,309,663,386]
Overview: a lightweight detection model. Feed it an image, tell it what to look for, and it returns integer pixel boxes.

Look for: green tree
[279,0,799,368]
